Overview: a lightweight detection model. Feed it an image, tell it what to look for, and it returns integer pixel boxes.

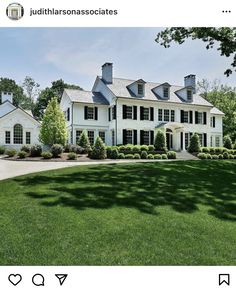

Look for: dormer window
[187,89,193,101]
[163,86,169,98]
[138,83,144,95]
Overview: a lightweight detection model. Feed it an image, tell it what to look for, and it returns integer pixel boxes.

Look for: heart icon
[8,274,22,286]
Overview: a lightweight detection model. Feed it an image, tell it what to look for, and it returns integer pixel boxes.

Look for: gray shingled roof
[64,89,109,105]
[210,107,224,115]
[104,77,214,107]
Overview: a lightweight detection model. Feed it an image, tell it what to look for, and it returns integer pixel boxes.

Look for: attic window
[163,87,169,98]
[138,83,144,95]
[187,89,193,101]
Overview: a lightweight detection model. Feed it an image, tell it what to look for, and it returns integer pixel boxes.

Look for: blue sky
[0,28,235,91]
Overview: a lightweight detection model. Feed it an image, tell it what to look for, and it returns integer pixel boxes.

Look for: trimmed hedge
[41,151,53,159]
[51,144,63,158]
[18,151,27,159]
[0,146,5,155]
[6,149,17,157]
[67,152,77,160]
[30,145,42,157]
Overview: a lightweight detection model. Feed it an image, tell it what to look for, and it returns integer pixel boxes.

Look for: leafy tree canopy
[155,27,236,76]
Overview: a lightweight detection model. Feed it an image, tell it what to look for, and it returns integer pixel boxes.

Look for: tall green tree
[155,27,236,76]
[197,79,236,141]
[39,97,68,146]
[34,79,82,119]
[22,76,40,103]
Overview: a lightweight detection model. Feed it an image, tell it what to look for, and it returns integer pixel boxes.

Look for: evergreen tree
[39,97,68,146]
[223,135,232,149]
[154,130,166,151]
[90,136,106,159]
[188,133,201,153]
[78,130,91,152]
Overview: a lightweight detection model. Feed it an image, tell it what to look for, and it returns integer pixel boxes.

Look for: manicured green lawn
[0,160,235,265]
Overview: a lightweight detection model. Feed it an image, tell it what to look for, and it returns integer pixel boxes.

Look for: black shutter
[140,106,144,120]
[95,107,98,120]
[203,112,207,125]
[140,130,144,145]
[84,106,88,120]
[213,116,215,128]
[114,105,116,120]
[123,129,127,145]
[123,105,127,119]
[150,131,154,145]
[189,111,193,124]
[195,111,198,124]
[133,130,137,145]
[203,133,207,147]
[108,107,111,121]
[67,108,70,121]
[133,106,137,120]
[180,132,183,150]
[180,110,184,123]
[150,107,154,121]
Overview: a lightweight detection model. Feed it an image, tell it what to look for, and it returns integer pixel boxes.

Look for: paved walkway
[0,154,199,181]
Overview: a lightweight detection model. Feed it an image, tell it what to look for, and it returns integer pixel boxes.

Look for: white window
[143,107,150,120]
[87,131,94,145]
[26,132,31,144]
[126,106,133,119]
[76,130,82,143]
[164,109,170,122]
[87,107,94,120]
[163,87,169,98]
[99,131,106,143]
[5,131,10,144]
[13,124,23,144]
[187,89,193,101]
[198,112,203,124]
[126,130,133,144]
[158,109,163,121]
[143,131,150,145]
[185,133,189,149]
[198,134,203,146]
[215,136,220,147]
[138,84,144,95]
[210,136,213,147]
[171,110,175,122]
[184,111,189,123]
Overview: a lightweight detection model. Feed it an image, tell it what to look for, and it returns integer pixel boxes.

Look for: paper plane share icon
[55,274,68,286]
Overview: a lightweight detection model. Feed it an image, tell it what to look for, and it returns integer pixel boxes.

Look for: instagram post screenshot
[0,0,235,288]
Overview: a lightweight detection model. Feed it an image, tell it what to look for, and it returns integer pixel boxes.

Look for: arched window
[13,124,23,144]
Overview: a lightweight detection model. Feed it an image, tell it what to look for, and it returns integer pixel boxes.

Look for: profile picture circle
[6,3,24,20]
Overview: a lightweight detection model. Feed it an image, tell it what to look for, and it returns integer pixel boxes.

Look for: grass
[0,160,235,265]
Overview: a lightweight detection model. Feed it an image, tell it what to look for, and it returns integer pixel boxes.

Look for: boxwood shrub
[141,151,148,159]
[167,151,176,159]
[218,154,224,159]
[118,153,125,159]
[197,153,207,159]
[110,148,119,159]
[125,154,134,159]
[212,154,219,160]
[6,149,17,157]
[21,145,31,153]
[67,152,77,160]
[223,152,229,159]
[140,145,149,152]
[148,145,155,152]
[161,154,168,159]
[132,146,141,154]
[154,154,162,159]
[229,154,234,159]
[133,153,141,159]
[41,151,53,159]
[51,144,63,158]
[0,146,5,155]
[18,151,27,159]
[147,154,154,159]
[206,153,212,159]
[30,144,42,157]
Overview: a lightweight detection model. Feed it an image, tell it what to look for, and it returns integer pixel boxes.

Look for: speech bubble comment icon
[32,274,45,286]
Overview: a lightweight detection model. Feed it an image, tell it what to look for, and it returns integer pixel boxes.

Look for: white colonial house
[60,62,224,151]
[0,92,40,149]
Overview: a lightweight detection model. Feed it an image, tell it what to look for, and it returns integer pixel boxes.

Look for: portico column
[182,131,185,151]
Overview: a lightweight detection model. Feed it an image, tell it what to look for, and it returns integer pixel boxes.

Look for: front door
[166,132,173,150]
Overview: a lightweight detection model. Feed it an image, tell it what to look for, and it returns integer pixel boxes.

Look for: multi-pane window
[210,136,213,147]
[87,131,94,145]
[126,130,133,144]
[26,132,31,144]
[112,130,115,146]
[99,131,106,143]
[158,109,163,121]
[198,134,203,146]
[187,89,193,101]
[143,131,150,145]
[143,108,150,120]
[76,130,82,143]
[163,87,169,98]
[215,136,220,147]
[87,107,94,120]
[210,116,215,128]
[197,112,203,124]
[171,110,175,122]
[5,131,10,144]
[183,111,189,123]
[13,124,23,144]
[138,84,144,95]
[164,109,170,122]
[126,106,133,119]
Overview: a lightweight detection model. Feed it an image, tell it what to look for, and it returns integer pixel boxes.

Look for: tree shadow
[16,161,236,221]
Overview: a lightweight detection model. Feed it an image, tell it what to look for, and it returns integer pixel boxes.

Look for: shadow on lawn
[16,160,236,221]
